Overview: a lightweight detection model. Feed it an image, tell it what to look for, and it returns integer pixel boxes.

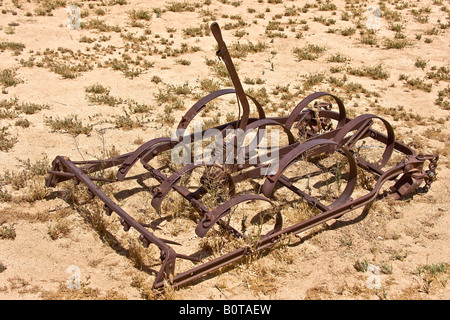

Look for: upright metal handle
[210,22,250,132]
[211,21,225,49]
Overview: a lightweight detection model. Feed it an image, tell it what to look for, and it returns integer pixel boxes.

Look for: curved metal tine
[261,139,357,211]
[116,137,175,181]
[332,114,395,171]
[176,89,266,136]
[140,158,245,240]
[285,92,348,131]
[340,118,374,150]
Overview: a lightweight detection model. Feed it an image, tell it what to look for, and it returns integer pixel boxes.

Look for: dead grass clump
[427,66,450,82]
[199,229,247,258]
[305,284,332,299]
[0,156,51,202]
[229,41,268,58]
[384,38,410,49]
[81,18,121,32]
[58,181,90,206]
[34,0,67,16]
[282,200,318,226]
[0,127,17,151]
[128,9,152,21]
[85,83,123,107]
[47,218,71,240]
[399,75,433,92]
[414,262,448,294]
[41,283,127,300]
[293,44,327,61]
[423,128,448,143]
[166,1,199,12]
[0,41,25,55]
[347,64,390,80]
[134,273,182,300]
[0,68,23,90]
[126,238,158,269]
[242,259,279,296]
[23,179,49,202]
[44,115,93,135]
[76,200,118,247]
[435,85,450,110]
[0,223,16,239]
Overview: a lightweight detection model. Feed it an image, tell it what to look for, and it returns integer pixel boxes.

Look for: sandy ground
[0,0,449,300]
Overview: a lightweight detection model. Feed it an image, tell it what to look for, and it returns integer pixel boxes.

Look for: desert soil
[0,0,449,300]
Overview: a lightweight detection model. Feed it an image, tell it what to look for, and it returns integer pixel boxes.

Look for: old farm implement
[45,23,438,290]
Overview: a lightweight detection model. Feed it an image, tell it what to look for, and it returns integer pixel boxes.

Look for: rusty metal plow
[45,23,438,290]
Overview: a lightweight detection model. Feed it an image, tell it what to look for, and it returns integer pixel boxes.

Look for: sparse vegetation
[427,66,450,82]
[166,1,199,12]
[229,41,268,58]
[85,83,123,107]
[301,72,325,90]
[347,64,390,80]
[81,19,121,32]
[0,127,17,151]
[435,85,450,109]
[48,218,71,240]
[44,115,93,135]
[384,37,410,49]
[293,44,326,61]
[415,262,448,294]
[340,27,356,36]
[0,68,23,89]
[327,53,349,63]
[0,41,25,55]
[399,75,433,92]
[115,110,146,130]
[128,9,152,21]
[33,0,67,16]
[0,223,16,239]
[415,58,427,70]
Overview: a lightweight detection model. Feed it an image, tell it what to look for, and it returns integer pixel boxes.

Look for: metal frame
[45,22,438,290]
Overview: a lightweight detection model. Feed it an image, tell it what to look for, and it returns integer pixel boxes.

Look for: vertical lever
[210,22,250,132]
